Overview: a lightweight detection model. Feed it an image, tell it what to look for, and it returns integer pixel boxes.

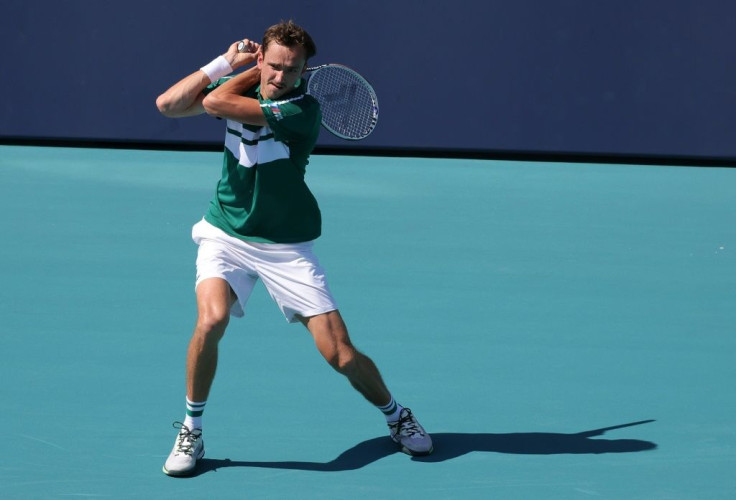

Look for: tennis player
[155,20,432,476]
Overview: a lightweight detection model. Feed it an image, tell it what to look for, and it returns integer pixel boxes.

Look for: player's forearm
[202,66,266,125]
[156,71,211,118]
[206,65,261,100]
[157,39,260,119]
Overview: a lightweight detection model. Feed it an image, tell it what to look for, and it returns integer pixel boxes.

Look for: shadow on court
[188,420,656,476]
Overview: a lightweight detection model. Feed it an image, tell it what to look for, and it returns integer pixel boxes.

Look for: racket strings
[308,68,378,139]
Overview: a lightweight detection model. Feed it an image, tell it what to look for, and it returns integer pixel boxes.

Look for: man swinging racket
[155,20,432,476]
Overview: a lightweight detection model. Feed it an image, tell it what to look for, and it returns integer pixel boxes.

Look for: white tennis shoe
[163,422,205,476]
[388,408,433,456]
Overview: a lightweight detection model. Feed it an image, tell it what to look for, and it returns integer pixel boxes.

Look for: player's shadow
[190,420,656,476]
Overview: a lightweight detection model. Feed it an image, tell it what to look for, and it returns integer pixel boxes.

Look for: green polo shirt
[203,80,322,243]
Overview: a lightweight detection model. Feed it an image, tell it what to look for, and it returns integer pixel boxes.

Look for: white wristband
[200,55,233,83]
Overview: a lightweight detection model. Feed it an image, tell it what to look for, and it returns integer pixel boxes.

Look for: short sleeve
[261,93,321,142]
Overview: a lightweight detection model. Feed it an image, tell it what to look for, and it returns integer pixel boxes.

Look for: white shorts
[192,219,338,322]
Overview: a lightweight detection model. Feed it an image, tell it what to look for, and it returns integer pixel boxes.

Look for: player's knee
[327,345,359,375]
[195,310,230,340]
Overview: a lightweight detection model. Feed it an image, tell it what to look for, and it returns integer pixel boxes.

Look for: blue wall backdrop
[2,0,735,161]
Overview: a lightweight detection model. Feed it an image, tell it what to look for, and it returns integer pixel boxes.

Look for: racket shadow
[188,420,656,476]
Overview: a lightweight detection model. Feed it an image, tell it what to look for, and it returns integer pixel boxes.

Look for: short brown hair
[262,20,317,60]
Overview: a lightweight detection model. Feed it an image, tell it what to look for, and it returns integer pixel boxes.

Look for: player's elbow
[156,94,205,118]
[156,94,177,117]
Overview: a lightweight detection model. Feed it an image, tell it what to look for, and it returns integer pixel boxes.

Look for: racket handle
[237,41,255,53]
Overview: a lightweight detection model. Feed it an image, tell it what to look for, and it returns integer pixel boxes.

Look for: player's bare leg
[300,310,391,406]
[187,277,235,402]
[164,277,235,476]
[300,310,433,455]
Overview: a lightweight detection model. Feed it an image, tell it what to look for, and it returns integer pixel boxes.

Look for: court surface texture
[1,145,734,499]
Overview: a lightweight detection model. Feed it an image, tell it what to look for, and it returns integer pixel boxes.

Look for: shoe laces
[392,408,425,437]
[172,422,201,456]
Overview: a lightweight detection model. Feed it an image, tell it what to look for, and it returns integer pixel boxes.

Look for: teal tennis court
[1,145,734,499]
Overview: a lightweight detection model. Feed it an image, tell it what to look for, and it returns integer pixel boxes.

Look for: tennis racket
[238,41,379,140]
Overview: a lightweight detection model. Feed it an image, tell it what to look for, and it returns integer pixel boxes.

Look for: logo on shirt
[269,103,284,121]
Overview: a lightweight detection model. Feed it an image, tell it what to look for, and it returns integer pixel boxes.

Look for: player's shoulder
[267,89,319,119]
[281,88,319,109]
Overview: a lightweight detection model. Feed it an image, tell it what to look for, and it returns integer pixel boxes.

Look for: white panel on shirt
[224,121,290,169]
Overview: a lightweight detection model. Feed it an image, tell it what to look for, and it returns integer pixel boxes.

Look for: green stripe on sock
[378,398,397,416]
[186,399,206,417]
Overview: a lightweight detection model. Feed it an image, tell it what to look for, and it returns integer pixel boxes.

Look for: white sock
[377,396,404,422]
[183,398,206,430]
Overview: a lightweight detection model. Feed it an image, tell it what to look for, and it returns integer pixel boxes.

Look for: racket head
[305,64,379,140]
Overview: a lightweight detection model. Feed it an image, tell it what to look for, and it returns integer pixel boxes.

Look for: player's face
[257,43,306,100]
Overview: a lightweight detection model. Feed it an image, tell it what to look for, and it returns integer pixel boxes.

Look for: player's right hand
[225,38,261,69]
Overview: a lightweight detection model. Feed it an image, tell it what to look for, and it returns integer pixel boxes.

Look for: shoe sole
[391,434,434,457]
[400,444,434,456]
[162,446,205,477]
